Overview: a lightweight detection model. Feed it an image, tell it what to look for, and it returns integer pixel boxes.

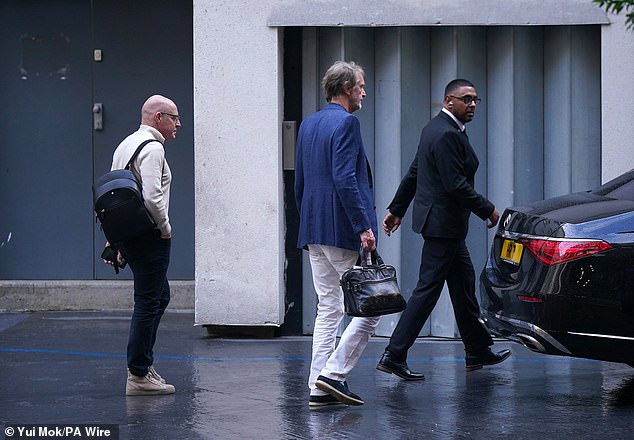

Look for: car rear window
[592,169,634,201]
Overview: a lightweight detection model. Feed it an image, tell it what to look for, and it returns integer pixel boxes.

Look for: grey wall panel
[430,28,458,117]
[343,28,376,163]
[514,27,545,206]
[487,27,515,226]
[400,27,431,148]
[487,26,546,250]
[544,27,573,198]
[318,28,345,109]
[373,28,403,335]
[571,26,601,192]
[398,27,431,338]
[301,27,319,119]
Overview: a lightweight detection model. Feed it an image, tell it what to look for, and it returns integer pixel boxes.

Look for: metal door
[0,0,93,279]
[0,0,194,280]
[92,0,194,280]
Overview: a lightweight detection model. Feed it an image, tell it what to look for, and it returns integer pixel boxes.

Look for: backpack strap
[124,139,160,170]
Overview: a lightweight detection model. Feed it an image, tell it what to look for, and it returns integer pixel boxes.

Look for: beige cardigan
[111,125,172,237]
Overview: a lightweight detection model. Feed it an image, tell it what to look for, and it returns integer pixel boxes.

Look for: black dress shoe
[376,351,425,381]
[315,375,364,405]
[465,348,511,371]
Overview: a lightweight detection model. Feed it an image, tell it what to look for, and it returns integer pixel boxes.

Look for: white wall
[601,13,634,182]
[193,0,285,326]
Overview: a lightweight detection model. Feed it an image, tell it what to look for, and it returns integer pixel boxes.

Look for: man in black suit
[376,79,510,380]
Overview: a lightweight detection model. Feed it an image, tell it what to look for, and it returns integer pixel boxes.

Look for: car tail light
[517,295,543,303]
[519,238,612,265]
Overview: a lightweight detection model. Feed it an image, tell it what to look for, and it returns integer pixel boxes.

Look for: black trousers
[386,237,492,360]
[119,229,171,377]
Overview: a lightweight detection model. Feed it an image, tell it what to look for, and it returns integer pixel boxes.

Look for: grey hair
[321,61,365,102]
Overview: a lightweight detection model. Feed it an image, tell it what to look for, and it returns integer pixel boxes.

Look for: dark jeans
[119,229,171,377]
[387,237,492,361]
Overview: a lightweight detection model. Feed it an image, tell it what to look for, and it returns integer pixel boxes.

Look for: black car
[480,170,634,366]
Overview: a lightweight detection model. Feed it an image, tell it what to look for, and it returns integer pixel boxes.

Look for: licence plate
[500,239,523,265]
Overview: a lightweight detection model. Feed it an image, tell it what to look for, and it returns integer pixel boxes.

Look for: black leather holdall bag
[340,250,407,317]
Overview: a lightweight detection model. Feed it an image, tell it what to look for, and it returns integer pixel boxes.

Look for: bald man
[109,95,181,395]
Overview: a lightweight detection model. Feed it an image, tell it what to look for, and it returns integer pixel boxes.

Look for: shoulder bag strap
[124,139,160,170]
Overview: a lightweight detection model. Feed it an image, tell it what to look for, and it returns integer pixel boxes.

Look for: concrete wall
[0,281,194,312]
[193,0,285,326]
[601,12,634,182]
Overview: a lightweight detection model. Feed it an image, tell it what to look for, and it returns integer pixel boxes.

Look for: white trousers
[307,244,380,393]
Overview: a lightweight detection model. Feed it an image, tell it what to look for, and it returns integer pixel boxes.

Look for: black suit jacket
[388,111,494,240]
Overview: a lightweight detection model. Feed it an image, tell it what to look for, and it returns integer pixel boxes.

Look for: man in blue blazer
[295,61,379,407]
[376,79,511,381]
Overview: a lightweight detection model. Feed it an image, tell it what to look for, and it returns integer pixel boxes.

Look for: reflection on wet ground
[1,311,634,439]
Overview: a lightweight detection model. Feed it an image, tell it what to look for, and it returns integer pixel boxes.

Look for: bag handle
[357,249,385,267]
[112,243,120,275]
[124,139,160,170]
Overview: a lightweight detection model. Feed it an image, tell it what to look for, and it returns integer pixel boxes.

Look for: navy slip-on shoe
[315,375,364,406]
[309,393,346,408]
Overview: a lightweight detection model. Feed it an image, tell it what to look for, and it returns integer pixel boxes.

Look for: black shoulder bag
[93,139,158,245]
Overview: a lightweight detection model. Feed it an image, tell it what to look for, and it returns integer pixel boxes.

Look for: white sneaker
[126,370,175,396]
[148,366,166,384]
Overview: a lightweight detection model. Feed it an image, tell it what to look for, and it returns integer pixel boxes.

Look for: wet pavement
[2,311,634,440]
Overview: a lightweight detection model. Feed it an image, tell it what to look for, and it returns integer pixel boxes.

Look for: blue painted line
[0,347,304,362]
[362,356,597,364]
[0,347,125,359]
[0,347,597,364]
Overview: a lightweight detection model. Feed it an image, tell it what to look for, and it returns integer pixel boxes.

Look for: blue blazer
[295,103,377,251]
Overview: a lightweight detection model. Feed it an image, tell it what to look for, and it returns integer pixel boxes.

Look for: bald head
[141,95,176,124]
[140,94,181,141]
